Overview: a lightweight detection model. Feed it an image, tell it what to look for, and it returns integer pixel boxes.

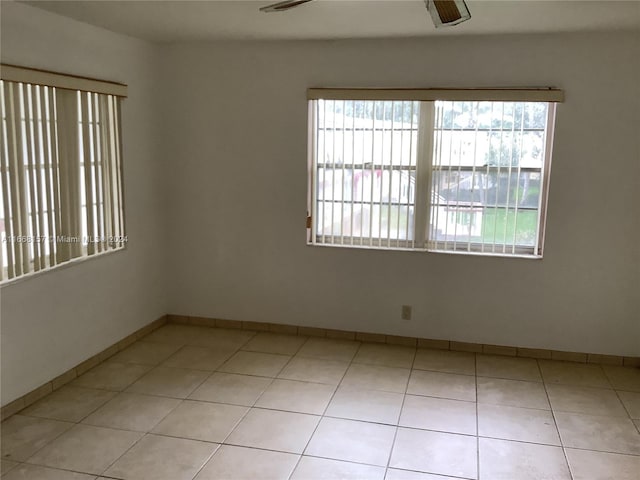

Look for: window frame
[306,88,562,259]
[0,64,127,284]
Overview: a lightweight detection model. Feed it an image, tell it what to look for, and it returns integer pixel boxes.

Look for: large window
[0,65,127,282]
[307,88,561,258]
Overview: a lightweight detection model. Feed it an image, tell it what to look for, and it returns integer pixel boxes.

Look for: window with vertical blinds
[307,88,561,258]
[0,65,127,283]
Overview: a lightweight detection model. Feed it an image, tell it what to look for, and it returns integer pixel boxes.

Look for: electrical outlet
[401,305,412,321]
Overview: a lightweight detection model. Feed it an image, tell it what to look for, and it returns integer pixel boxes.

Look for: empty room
[0,0,639,479]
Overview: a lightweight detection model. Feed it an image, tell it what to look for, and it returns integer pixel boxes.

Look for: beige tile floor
[2,325,640,480]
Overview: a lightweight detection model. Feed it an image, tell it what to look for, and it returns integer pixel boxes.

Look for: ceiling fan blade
[260,0,314,13]
[425,0,471,27]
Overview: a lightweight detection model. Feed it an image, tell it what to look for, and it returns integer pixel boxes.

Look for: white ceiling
[23,0,640,42]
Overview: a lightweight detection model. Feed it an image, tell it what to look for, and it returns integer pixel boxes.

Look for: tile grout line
[205,331,285,435]
[206,332,314,480]
[7,327,640,478]
[186,378,276,480]
[75,349,190,429]
[16,461,120,478]
[0,460,20,478]
[383,344,418,478]
[20,389,116,426]
[17,440,520,480]
[536,358,574,480]
[101,330,264,480]
[150,422,640,460]
[18,411,610,456]
[143,339,640,469]
[182,439,219,480]
[86,332,259,478]
[94,421,168,477]
[537,444,640,458]
[11,418,76,469]
[285,338,366,479]
[176,328,264,407]
[605,365,639,428]
[5,316,637,422]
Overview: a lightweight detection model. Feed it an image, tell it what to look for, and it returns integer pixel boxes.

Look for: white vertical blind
[1,64,128,98]
[56,88,81,261]
[1,81,16,277]
[80,92,95,256]
[113,95,125,245]
[309,99,420,249]
[308,94,556,257]
[428,100,552,256]
[414,102,433,249]
[0,79,125,282]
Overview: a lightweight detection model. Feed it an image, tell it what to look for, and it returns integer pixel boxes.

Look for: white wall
[0,5,637,407]
[0,2,167,405]
[163,33,639,357]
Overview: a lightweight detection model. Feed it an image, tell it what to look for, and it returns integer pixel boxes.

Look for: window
[0,65,127,283]
[307,88,562,258]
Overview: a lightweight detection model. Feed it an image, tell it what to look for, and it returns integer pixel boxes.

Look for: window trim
[306,88,563,259]
[307,88,564,103]
[0,243,126,287]
[0,67,127,284]
[1,64,128,98]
